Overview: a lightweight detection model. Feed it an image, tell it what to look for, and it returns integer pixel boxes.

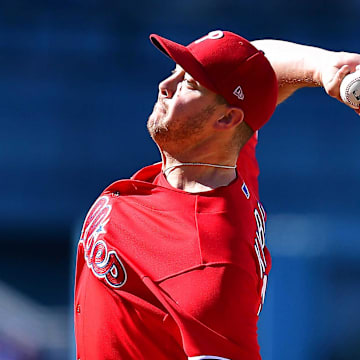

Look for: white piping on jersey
[188,356,231,360]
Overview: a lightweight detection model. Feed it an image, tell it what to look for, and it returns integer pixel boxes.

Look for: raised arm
[252,39,360,113]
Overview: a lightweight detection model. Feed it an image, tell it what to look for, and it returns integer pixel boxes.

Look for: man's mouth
[155,100,167,113]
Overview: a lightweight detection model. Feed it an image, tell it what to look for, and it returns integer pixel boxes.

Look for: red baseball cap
[150,30,278,131]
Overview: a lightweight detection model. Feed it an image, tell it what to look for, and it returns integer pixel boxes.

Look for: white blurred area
[0,281,69,360]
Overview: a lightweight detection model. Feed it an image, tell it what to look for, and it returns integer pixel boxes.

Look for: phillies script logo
[79,196,127,288]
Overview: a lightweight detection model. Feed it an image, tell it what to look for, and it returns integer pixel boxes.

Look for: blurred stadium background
[1,0,359,359]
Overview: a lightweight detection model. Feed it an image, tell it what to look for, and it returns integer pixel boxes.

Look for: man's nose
[158,74,181,99]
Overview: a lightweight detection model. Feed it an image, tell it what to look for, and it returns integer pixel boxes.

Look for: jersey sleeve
[237,132,260,198]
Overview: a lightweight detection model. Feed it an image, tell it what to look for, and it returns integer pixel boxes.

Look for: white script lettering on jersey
[254,202,266,278]
[253,202,268,315]
[79,195,127,288]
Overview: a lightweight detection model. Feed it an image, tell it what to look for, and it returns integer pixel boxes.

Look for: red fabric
[237,132,260,198]
[74,150,271,359]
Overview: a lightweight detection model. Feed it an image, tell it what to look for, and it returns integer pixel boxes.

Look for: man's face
[147,66,225,150]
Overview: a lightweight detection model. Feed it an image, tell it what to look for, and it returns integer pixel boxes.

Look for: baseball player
[74,30,360,359]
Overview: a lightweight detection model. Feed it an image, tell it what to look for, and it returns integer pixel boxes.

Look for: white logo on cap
[233,86,245,100]
[195,30,224,44]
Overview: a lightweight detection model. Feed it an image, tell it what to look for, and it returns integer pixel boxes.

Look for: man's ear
[214,107,244,130]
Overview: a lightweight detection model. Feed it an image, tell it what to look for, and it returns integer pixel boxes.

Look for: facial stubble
[147,103,218,147]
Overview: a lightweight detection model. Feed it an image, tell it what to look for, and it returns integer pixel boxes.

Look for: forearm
[252,39,360,106]
[252,40,331,103]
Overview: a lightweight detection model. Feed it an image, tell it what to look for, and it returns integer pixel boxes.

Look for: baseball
[340,70,360,109]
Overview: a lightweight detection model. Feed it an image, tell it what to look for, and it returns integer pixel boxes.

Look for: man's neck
[162,160,237,193]
[158,137,239,193]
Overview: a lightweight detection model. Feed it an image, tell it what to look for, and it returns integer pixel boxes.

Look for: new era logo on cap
[150,30,278,131]
[233,85,245,100]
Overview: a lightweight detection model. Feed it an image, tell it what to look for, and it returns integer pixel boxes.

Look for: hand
[320,52,360,115]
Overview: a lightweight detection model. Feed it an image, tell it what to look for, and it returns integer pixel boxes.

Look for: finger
[327,65,351,100]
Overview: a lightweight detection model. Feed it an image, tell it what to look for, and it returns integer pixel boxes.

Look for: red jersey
[74,134,271,360]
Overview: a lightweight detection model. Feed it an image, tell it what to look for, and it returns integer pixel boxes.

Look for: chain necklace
[163,162,237,177]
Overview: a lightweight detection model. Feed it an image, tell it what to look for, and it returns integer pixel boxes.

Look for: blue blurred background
[0,0,359,359]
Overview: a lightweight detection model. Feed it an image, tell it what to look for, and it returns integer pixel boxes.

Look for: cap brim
[150,34,217,93]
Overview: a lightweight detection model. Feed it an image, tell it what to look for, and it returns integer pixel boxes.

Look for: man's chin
[147,115,163,137]
[147,113,159,132]
[147,119,172,146]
